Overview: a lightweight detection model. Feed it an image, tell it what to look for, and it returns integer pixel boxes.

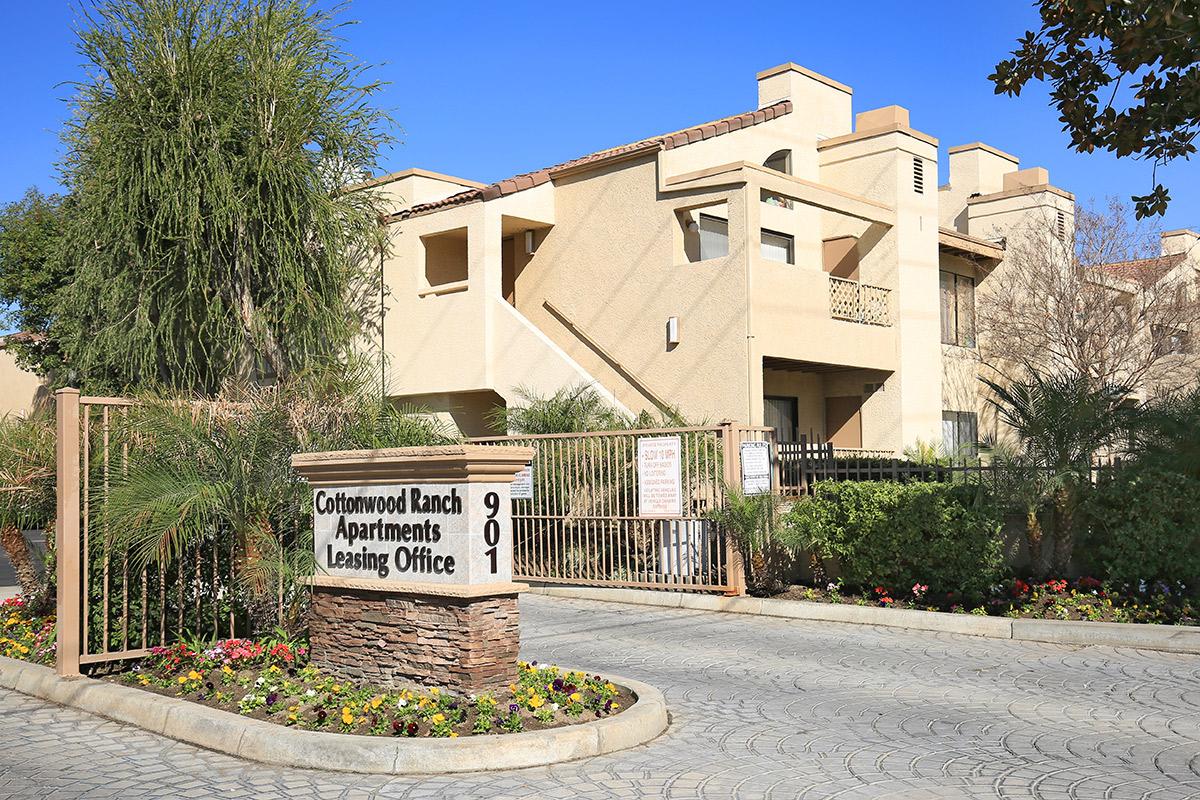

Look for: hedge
[1081,467,1200,591]
[782,481,1004,601]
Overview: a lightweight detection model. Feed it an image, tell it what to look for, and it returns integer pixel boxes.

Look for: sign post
[292,445,533,693]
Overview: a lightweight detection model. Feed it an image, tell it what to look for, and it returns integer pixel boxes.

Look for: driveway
[0,594,1198,799]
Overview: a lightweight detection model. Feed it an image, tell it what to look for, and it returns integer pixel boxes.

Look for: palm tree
[99,372,457,631]
[0,413,56,603]
[488,384,628,435]
[706,486,790,595]
[982,371,1134,574]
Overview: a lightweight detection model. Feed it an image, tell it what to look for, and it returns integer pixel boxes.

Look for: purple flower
[552,678,564,692]
[508,703,519,714]
[266,692,279,706]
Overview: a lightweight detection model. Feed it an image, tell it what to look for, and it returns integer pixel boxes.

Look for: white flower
[241,694,253,702]
[397,698,408,709]
[255,677,265,686]
[551,703,559,711]
[304,689,316,698]
[268,685,278,692]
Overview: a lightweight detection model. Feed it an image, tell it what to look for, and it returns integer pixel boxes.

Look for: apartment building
[371,62,1197,453]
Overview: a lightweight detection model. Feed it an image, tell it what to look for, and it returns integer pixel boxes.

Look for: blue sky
[2,0,1197,232]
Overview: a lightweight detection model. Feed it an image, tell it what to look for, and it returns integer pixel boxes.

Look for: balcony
[829,276,891,326]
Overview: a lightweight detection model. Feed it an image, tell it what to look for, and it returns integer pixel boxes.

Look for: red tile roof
[385,100,793,221]
[1099,253,1187,285]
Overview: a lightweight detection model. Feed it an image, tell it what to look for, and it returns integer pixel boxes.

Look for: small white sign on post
[740,440,772,495]
[637,436,683,517]
[510,463,534,501]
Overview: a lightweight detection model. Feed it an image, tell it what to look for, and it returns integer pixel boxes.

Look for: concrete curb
[527,585,1200,655]
[0,656,668,774]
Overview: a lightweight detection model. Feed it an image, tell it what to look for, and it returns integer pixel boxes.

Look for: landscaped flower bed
[775,576,1198,625]
[0,597,56,665]
[107,638,631,738]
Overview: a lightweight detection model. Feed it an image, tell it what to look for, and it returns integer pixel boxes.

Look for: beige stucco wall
[514,154,752,423]
[0,350,48,419]
[818,127,943,451]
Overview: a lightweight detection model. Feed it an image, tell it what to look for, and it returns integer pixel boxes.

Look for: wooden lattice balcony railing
[829,276,892,326]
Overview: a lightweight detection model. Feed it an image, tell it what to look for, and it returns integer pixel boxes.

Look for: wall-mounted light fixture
[524,230,536,255]
[667,316,680,346]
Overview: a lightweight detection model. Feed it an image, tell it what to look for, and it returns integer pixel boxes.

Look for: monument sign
[292,445,533,693]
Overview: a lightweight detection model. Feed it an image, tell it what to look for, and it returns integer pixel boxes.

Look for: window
[1153,324,1190,357]
[939,270,976,346]
[698,214,729,261]
[764,396,798,442]
[764,149,792,175]
[941,411,978,457]
[421,228,469,290]
[760,229,794,264]
[913,156,925,194]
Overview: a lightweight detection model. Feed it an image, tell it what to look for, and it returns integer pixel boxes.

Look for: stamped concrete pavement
[0,594,1198,799]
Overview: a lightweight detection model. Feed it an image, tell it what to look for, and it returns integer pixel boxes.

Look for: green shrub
[782,481,1004,600]
[1081,467,1200,591]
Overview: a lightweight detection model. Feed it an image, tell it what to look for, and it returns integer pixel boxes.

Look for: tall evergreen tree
[56,0,391,393]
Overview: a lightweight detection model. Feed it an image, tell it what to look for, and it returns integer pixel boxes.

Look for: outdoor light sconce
[666,316,680,347]
[524,230,536,255]
[686,220,699,232]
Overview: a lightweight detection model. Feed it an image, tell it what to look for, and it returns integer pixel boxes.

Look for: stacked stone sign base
[307,581,520,693]
[292,445,534,695]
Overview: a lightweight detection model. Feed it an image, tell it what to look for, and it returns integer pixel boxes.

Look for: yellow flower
[430,687,440,696]
[288,705,299,712]
[370,696,382,710]
[611,702,620,710]
[508,683,517,693]
[529,694,545,709]
[341,708,354,725]
[604,683,616,693]
[187,670,202,681]
[221,665,233,675]
[430,713,445,725]
[177,675,189,684]
[569,692,582,703]
[449,732,458,738]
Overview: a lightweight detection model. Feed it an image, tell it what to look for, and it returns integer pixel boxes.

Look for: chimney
[1161,229,1200,257]
[1002,166,1050,191]
[855,105,910,132]
[946,142,1018,196]
[756,63,853,137]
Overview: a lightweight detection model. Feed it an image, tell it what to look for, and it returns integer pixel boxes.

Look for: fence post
[719,422,747,596]
[55,388,82,677]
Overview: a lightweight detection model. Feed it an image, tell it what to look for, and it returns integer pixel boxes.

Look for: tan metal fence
[472,424,773,595]
[53,387,769,675]
[54,389,276,677]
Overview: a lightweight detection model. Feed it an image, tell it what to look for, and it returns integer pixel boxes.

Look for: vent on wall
[913,157,925,194]
[1056,210,1067,240]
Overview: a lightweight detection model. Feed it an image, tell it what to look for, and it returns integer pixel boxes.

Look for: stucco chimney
[946,142,1019,196]
[1161,229,1200,256]
[1002,166,1050,191]
[855,105,910,132]
[756,63,853,137]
